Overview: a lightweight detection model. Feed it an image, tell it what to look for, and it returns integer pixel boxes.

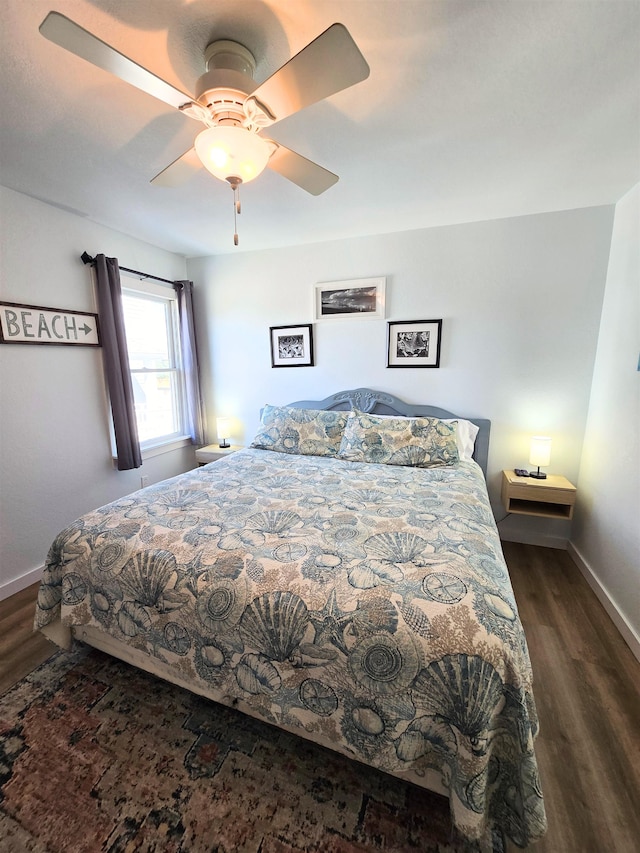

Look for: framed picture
[270,324,314,368]
[0,301,101,347]
[387,319,442,368]
[314,277,386,320]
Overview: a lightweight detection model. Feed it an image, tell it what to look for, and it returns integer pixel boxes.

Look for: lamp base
[529,469,547,479]
[218,441,230,449]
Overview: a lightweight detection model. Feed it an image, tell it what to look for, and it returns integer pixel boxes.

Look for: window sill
[112,436,193,465]
[142,436,194,459]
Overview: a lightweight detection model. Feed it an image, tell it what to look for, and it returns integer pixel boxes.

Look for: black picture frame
[387,319,442,368]
[270,324,314,368]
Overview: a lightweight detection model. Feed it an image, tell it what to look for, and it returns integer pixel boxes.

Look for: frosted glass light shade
[529,436,551,468]
[194,126,272,184]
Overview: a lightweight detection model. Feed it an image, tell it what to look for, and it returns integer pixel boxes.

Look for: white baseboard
[567,541,640,663]
[0,565,44,601]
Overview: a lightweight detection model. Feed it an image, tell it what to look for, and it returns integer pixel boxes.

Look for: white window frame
[116,276,191,458]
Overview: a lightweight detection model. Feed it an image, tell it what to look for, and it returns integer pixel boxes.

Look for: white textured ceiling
[1,0,639,257]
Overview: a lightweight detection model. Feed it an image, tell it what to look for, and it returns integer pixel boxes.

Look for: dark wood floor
[501,542,640,853]
[0,582,56,695]
[1,544,639,852]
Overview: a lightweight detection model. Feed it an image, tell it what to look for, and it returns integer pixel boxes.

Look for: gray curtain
[175,280,206,446]
[94,254,142,470]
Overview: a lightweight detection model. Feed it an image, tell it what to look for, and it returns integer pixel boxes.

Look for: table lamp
[216,417,231,449]
[529,436,551,479]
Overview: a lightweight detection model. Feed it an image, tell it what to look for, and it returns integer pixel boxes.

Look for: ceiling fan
[39,12,370,206]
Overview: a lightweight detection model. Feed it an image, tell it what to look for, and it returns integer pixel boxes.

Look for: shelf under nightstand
[501,470,576,519]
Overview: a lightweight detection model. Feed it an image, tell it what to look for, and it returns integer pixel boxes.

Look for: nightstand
[501,470,576,519]
[195,444,242,465]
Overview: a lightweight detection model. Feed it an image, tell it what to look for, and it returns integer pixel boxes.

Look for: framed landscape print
[387,319,442,368]
[270,324,314,368]
[314,277,386,320]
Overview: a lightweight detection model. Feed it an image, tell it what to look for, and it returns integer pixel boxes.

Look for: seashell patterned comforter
[35,448,547,847]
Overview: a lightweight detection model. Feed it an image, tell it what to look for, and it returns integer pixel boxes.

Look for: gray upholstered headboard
[288,387,491,478]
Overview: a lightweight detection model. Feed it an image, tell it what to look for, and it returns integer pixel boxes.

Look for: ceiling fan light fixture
[39,15,369,197]
[194,126,274,185]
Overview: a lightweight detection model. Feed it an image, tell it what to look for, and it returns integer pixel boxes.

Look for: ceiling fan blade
[39,11,193,110]
[150,148,203,187]
[268,145,338,195]
[249,23,369,123]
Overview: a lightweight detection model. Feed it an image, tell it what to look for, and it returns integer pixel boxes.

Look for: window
[120,278,188,450]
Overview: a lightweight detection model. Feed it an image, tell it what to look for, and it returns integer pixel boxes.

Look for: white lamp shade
[216,417,231,440]
[194,126,274,184]
[529,436,552,468]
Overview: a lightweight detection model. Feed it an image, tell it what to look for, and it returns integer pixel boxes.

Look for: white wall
[571,184,640,653]
[188,205,614,546]
[0,187,195,597]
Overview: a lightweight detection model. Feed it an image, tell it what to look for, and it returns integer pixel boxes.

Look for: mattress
[35,447,546,846]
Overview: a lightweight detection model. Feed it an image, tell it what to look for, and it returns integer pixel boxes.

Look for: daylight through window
[121,279,187,447]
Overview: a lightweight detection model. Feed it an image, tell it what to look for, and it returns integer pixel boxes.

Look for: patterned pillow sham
[368,413,479,461]
[250,405,349,457]
[337,410,459,467]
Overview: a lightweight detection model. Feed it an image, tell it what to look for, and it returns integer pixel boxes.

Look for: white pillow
[441,419,479,461]
[361,413,478,461]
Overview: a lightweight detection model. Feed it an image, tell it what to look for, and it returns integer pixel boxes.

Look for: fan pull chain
[233,184,240,246]
[226,177,242,246]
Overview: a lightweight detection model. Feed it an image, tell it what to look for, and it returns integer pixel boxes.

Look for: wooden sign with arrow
[0,301,100,347]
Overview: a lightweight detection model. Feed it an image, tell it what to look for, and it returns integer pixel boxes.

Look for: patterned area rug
[0,645,504,853]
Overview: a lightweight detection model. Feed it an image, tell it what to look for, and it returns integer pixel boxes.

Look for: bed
[35,388,546,848]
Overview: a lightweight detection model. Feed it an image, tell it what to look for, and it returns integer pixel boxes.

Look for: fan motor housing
[195,40,258,122]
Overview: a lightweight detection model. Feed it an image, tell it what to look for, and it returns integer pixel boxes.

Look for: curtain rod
[81,252,178,286]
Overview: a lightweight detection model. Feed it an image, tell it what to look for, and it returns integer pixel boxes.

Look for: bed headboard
[288,387,491,478]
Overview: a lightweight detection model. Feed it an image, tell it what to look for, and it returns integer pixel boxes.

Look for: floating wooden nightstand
[501,470,576,520]
[195,444,243,465]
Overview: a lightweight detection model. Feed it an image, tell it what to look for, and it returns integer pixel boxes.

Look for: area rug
[0,645,504,853]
